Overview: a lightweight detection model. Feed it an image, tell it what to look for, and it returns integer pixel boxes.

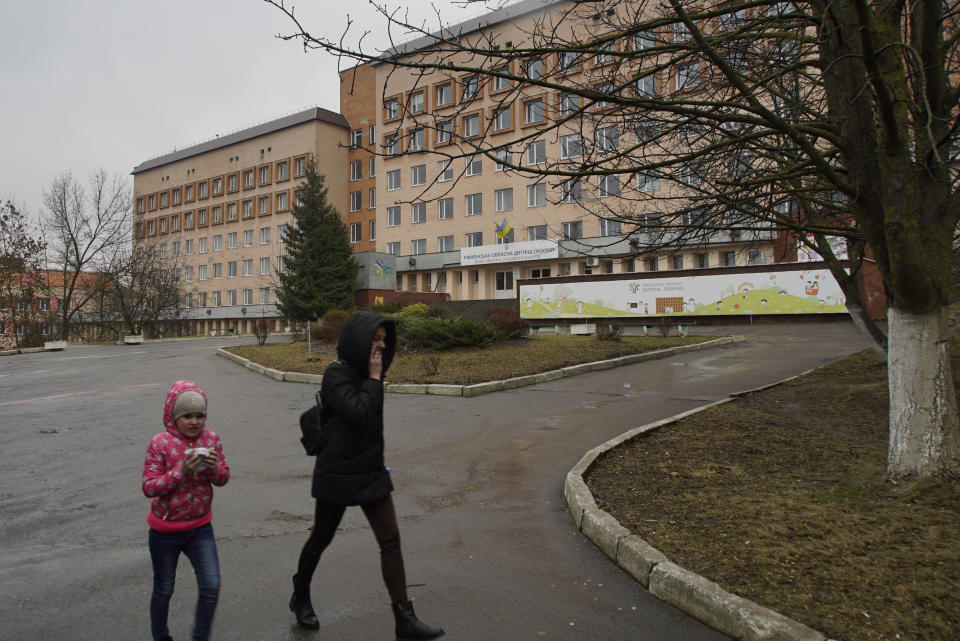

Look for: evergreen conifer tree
[277,163,357,322]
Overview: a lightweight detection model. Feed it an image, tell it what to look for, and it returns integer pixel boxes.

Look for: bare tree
[0,202,49,349]
[41,170,130,340]
[267,0,960,478]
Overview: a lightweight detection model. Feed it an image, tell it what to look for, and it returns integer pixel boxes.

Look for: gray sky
[0,0,489,221]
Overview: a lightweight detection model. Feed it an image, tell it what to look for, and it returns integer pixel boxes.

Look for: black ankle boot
[392,600,444,641]
[290,574,319,629]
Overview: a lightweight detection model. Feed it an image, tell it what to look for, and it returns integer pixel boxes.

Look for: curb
[215,336,743,395]
[563,392,836,641]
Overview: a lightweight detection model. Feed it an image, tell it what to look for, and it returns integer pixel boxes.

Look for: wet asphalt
[0,321,869,641]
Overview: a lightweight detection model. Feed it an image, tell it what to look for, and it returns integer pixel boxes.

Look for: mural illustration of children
[577,300,584,315]
[761,298,769,311]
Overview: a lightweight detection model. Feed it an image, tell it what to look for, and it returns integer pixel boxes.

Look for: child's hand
[181,452,204,475]
[202,452,220,472]
[368,345,383,380]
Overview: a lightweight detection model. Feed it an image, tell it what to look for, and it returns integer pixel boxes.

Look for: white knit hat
[173,390,206,421]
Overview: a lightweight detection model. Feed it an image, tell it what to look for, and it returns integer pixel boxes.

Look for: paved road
[0,322,869,641]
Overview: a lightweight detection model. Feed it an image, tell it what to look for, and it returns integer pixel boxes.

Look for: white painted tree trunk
[886,307,960,477]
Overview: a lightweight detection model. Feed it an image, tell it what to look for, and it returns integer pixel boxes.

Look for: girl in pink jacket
[142,380,230,641]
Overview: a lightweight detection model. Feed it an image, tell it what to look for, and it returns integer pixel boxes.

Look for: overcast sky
[0,0,494,221]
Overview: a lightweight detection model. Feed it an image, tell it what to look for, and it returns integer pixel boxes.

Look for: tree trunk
[886,306,960,477]
[845,301,887,359]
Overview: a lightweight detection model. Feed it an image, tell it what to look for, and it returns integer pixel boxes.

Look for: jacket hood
[163,380,208,436]
[336,311,396,378]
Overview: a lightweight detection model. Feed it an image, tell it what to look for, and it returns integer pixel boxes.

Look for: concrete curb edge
[563,397,834,641]
[215,335,743,395]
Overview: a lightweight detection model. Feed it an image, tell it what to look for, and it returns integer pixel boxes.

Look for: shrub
[365,300,407,314]
[398,303,430,317]
[483,306,530,342]
[595,319,624,341]
[395,315,493,350]
[254,320,270,346]
[320,309,350,343]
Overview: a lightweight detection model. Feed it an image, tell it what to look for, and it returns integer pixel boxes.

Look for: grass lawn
[226,334,711,385]
[586,336,960,641]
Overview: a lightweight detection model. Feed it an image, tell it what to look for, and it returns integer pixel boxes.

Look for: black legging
[296,495,408,603]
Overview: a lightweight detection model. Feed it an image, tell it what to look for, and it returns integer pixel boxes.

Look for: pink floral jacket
[142,381,230,531]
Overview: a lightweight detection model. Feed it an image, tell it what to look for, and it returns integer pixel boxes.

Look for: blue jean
[149,523,221,641]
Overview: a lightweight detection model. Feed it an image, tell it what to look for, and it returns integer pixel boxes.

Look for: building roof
[377,0,564,60]
[131,107,350,175]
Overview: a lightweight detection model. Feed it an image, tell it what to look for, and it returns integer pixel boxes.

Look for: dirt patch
[585,344,960,641]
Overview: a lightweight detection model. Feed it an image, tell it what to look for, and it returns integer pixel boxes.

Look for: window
[748,249,767,265]
[184,212,194,228]
[243,170,254,188]
[243,200,254,218]
[229,261,238,278]
[210,291,221,306]
[213,263,222,279]
[410,91,424,113]
[646,257,660,271]
[227,174,239,192]
[349,191,362,212]
[438,160,453,181]
[671,255,685,270]
[525,58,543,79]
[438,235,454,252]
[436,82,452,106]
[465,155,482,176]
[412,202,427,223]
[438,198,454,219]
[243,289,253,305]
[350,222,362,243]
[369,220,376,241]
[562,220,583,239]
[526,140,546,165]
[368,125,376,145]
[530,267,551,278]
[276,162,288,180]
[634,30,655,50]
[409,128,424,151]
[276,192,288,211]
[243,259,254,277]
[385,98,400,119]
[493,66,510,91]
[600,218,622,236]
[185,239,194,255]
[679,162,704,186]
[497,228,515,244]
[184,266,194,282]
[172,188,181,205]
[368,188,376,208]
[368,156,376,177]
[295,157,307,175]
[559,51,579,71]
[227,203,237,221]
[387,170,401,190]
[598,174,620,198]
[159,242,167,258]
[637,114,659,139]
[638,171,662,191]
[720,8,747,29]
[463,114,480,138]
[160,218,168,233]
[466,193,482,216]
[559,93,579,116]
[148,220,156,235]
[495,188,513,212]
[148,194,156,209]
[596,43,616,64]
[386,242,400,255]
[387,206,401,227]
[495,271,514,291]
[385,133,399,155]
[527,184,546,207]
[260,287,271,304]
[259,166,271,185]
[636,73,656,97]
[560,134,581,159]
[244,229,254,246]
[227,290,237,306]
[697,253,710,268]
[199,182,209,199]
[172,240,180,257]
[180,187,189,203]
[350,160,363,180]
[465,232,483,247]
[494,107,511,131]
[198,265,208,281]
[277,224,288,243]
[197,209,207,225]
[351,129,363,148]
[170,215,179,231]
[595,82,615,108]
[212,206,222,223]
[227,232,237,249]
[674,21,691,42]
[525,98,543,124]
[462,75,479,99]
[436,121,452,144]
[561,179,583,203]
[198,237,208,253]
[677,62,701,90]
[411,239,427,255]
[411,164,426,186]
[722,251,737,266]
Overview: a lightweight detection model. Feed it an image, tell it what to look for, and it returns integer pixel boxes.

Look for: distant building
[131,108,349,335]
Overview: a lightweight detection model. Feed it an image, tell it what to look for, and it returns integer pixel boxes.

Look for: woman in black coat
[290,311,443,641]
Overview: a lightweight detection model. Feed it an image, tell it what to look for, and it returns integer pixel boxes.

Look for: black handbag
[298,391,330,455]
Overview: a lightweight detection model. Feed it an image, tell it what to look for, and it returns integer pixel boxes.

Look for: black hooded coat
[311,311,396,505]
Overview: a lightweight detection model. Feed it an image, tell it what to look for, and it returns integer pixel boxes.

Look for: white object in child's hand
[186,447,210,458]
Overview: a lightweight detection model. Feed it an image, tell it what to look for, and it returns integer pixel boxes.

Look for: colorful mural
[519,268,847,319]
